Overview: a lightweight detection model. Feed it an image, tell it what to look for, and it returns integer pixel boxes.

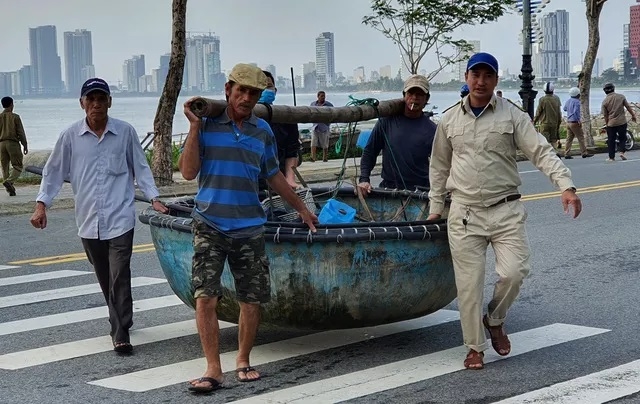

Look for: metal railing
[141,131,189,151]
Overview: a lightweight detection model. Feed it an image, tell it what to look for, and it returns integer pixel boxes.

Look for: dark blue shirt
[359,114,436,189]
[193,109,280,235]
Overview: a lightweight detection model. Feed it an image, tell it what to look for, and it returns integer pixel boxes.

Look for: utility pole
[518,0,538,119]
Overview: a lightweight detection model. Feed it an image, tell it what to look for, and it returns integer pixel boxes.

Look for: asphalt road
[0,152,639,404]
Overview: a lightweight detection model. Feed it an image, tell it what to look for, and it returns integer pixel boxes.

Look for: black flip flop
[188,377,222,394]
[236,366,261,382]
[113,342,133,354]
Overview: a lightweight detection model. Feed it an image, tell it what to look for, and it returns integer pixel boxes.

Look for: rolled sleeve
[37,131,71,207]
[128,128,160,201]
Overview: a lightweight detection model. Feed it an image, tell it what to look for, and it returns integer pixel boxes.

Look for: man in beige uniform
[533,82,563,153]
[427,52,582,370]
[0,96,28,196]
[601,82,636,162]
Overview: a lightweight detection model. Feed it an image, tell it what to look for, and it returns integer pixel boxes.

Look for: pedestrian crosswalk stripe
[0,270,91,287]
[491,358,640,404]
[0,320,234,370]
[0,276,166,309]
[0,295,184,336]
[0,265,19,271]
[87,309,461,392]
[226,323,610,404]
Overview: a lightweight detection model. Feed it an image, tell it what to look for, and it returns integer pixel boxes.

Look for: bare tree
[362,0,514,80]
[151,0,187,186]
[578,0,608,146]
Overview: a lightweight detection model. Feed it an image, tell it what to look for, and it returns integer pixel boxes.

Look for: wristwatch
[151,197,160,204]
[565,187,577,193]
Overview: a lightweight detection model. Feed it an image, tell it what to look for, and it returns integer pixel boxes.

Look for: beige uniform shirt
[601,93,630,127]
[428,96,575,215]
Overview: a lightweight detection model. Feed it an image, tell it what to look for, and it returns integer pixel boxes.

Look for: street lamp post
[518,0,538,119]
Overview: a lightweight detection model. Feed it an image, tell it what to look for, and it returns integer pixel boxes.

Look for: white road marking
[0,277,166,308]
[491,358,640,404]
[87,310,461,392]
[0,270,90,287]
[0,295,184,336]
[227,324,610,404]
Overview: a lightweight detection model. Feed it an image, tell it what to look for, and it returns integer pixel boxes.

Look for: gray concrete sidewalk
[0,156,381,216]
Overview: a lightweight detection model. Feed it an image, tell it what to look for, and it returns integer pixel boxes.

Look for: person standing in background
[533,82,563,153]
[310,91,333,162]
[562,87,593,159]
[0,96,28,196]
[601,82,637,162]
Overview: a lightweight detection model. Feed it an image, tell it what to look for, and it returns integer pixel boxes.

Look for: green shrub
[145,143,181,171]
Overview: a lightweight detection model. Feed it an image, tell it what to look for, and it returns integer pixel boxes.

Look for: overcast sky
[0,0,636,85]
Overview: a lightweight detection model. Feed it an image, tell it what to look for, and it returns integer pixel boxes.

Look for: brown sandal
[464,350,484,370]
[483,315,511,356]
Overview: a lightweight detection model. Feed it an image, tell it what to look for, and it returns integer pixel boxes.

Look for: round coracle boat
[138,187,455,330]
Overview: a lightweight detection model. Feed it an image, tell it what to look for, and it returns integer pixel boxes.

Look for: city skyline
[0,0,638,91]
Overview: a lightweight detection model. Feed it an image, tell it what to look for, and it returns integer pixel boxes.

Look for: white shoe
[605,158,615,162]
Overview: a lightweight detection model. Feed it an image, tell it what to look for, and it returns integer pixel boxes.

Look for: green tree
[151,0,187,185]
[600,67,619,83]
[362,0,515,80]
[578,0,609,146]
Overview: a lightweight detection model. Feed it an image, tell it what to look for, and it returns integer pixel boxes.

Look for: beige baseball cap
[403,74,430,94]
[228,63,268,90]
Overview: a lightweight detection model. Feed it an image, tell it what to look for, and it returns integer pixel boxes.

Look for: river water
[10,89,639,150]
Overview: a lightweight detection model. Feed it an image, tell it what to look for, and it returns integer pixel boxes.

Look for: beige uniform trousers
[565,122,588,156]
[447,199,531,353]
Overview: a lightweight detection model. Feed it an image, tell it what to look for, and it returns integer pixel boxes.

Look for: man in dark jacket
[259,71,300,189]
[357,75,436,194]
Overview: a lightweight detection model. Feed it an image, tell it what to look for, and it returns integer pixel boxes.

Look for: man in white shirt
[30,78,168,354]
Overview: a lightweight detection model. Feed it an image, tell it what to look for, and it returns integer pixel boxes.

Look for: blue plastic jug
[356,130,372,149]
[318,198,357,224]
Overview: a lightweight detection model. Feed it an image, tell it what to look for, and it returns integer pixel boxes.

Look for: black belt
[567,121,579,123]
[489,194,521,207]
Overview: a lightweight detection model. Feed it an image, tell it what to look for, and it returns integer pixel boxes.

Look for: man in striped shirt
[179,63,317,394]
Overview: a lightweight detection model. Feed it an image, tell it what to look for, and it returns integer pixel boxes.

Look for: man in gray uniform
[427,52,582,370]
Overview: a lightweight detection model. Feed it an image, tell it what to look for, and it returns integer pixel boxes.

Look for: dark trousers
[81,229,134,343]
[606,123,628,159]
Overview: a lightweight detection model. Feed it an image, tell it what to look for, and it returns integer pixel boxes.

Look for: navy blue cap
[466,52,499,73]
[80,78,110,97]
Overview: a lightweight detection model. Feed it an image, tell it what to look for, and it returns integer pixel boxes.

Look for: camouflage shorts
[191,219,271,304]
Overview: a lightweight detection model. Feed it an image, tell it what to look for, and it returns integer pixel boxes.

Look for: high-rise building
[455,40,481,81]
[17,66,32,96]
[540,10,570,79]
[379,65,392,79]
[629,5,640,64]
[315,32,335,88]
[264,64,276,77]
[64,29,93,93]
[122,55,146,92]
[0,73,12,96]
[353,66,366,83]
[301,62,316,91]
[184,33,223,92]
[29,25,63,95]
[152,53,171,93]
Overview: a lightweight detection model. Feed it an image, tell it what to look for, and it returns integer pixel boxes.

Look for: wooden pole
[290,67,297,106]
[189,97,405,124]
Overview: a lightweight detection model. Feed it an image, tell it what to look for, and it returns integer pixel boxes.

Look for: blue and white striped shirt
[192,109,279,235]
[37,117,160,240]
